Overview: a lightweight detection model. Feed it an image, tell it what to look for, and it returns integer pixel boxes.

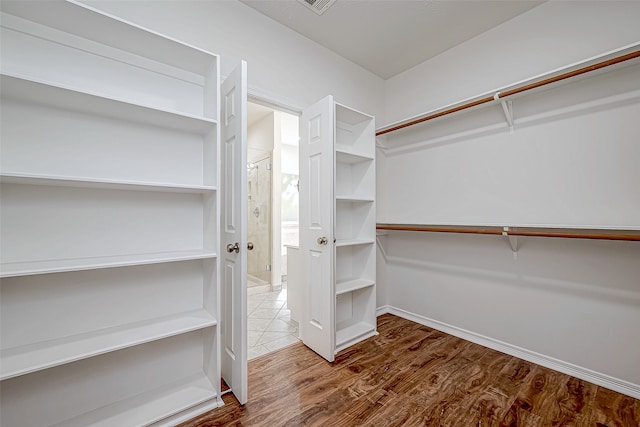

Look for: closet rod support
[495,92,514,133]
[503,227,519,259]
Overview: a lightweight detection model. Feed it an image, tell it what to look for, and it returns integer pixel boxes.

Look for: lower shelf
[1,309,217,380]
[335,321,376,349]
[53,373,220,427]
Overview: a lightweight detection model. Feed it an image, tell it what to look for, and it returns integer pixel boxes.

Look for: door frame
[240,92,303,380]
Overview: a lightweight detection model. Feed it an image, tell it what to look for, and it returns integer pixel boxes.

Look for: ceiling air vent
[298,0,337,16]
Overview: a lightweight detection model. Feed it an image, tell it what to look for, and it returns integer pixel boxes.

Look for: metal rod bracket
[495,92,514,133]
[503,227,519,259]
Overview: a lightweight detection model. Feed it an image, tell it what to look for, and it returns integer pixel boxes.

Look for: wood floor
[180,314,640,427]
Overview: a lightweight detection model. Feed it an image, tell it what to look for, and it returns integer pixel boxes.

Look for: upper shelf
[0,0,217,76]
[0,73,217,134]
[335,102,374,125]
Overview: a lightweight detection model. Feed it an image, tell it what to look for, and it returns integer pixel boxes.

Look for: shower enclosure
[247,155,272,287]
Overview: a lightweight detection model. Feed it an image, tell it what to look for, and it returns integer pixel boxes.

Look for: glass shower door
[247,155,272,287]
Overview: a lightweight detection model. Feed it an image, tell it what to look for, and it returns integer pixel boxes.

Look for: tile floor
[248,284,300,360]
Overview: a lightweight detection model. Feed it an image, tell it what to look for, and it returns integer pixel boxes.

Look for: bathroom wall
[279,114,300,279]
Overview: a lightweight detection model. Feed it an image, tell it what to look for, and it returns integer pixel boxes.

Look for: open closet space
[2,1,639,425]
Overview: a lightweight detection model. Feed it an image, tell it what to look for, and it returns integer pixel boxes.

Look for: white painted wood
[285,246,301,323]
[1,309,216,380]
[1,333,218,427]
[0,2,223,424]
[335,150,374,164]
[1,78,217,187]
[299,95,336,362]
[0,1,217,75]
[0,248,215,278]
[335,279,375,296]
[333,103,377,355]
[220,61,248,405]
[335,245,376,285]
[335,321,377,349]
[0,73,217,133]
[0,184,207,263]
[300,97,376,362]
[52,374,219,427]
[335,239,376,247]
[335,200,376,242]
[0,173,216,194]
[0,0,220,117]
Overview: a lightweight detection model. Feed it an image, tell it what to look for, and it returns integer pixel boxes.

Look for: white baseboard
[375,305,640,400]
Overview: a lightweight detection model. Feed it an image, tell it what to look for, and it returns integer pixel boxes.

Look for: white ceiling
[247,101,274,127]
[238,0,544,79]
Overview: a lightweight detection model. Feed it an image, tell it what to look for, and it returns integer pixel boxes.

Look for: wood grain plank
[179,315,640,427]
[590,386,640,427]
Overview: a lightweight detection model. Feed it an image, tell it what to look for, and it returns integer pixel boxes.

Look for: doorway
[246,101,301,359]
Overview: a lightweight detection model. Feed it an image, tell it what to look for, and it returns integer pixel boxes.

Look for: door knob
[226,242,240,253]
[317,236,328,245]
[247,242,254,250]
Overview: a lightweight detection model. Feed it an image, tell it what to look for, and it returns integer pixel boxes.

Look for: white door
[299,95,335,362]
[220,61,248,404]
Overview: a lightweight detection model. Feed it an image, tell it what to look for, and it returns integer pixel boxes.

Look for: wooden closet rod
[376,50,640,136]
[376,224,640,242]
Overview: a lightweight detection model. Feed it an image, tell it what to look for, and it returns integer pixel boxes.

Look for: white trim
[220,73,304,116]
[377,305,640,400]
[376,305,392,317]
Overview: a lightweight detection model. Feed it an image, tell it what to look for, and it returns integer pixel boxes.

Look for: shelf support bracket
[503,227,519,259]
[494,92,514,133]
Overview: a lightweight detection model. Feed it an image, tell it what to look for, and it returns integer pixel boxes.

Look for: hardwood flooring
[180,314,640,427]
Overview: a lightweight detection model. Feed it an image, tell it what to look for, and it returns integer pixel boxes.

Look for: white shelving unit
[333,103,377,353]
[0,1,222,425]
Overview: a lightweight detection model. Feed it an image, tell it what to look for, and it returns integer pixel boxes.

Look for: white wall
[378,231,640,395]
[281,144,298,176]
[248,112,274,160]
[83,0,385,121]
[377,1,640,397]
[384,0,640,126]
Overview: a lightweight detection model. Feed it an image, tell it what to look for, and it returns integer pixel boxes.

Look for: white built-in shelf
[335,321,376,348]
[335,102,373,125]
[336,195,375,202]
[335,149,374,164]
[0,73,217,133]
[0,250,217,278]
[0,309,217,381]
[53,373,218,427]
[335,239,375,247]
[336,279,375,296]
[0,0,217,77]
[0,173,216,194]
